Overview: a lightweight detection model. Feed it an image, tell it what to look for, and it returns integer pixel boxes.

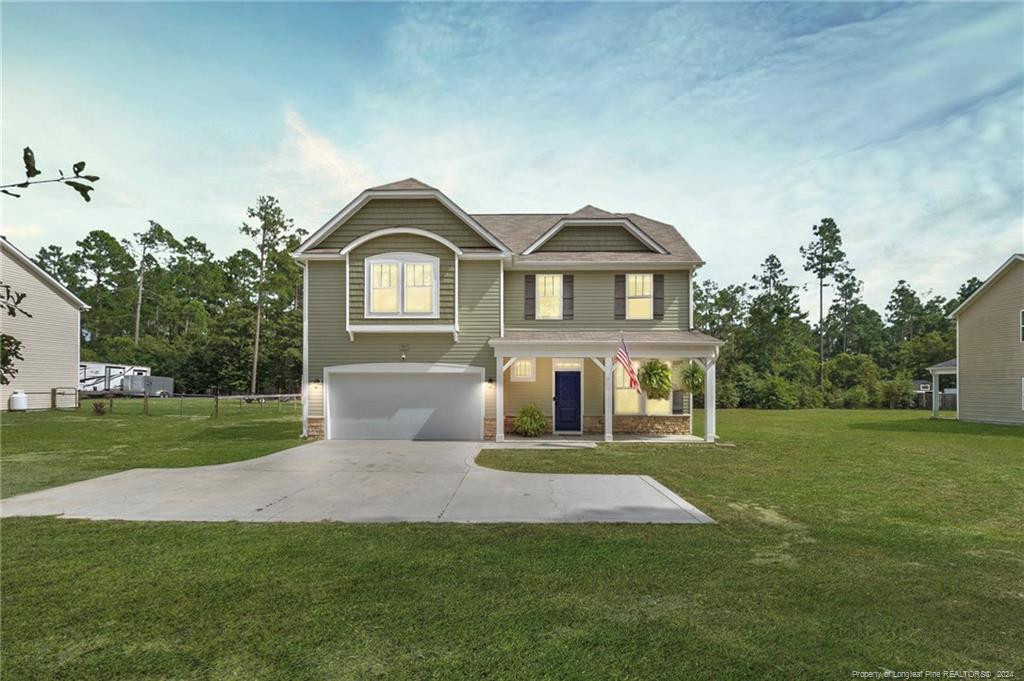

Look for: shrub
[751,375,799,409]
[716,381,740,409]
[823,388,845,409]
[843,386,869,409]
[796,384,824,409]
[92,401,107,415]
[638,360,673,400]
[881,380,916,409]
[514,404,548,437]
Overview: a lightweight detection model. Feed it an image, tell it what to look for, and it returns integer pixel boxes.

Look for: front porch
[489,331,722,444]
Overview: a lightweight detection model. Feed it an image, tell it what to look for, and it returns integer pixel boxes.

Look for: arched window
[364,252,440,318]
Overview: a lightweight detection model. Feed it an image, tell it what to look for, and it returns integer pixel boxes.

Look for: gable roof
[472,212,703,265]
[947,253,1024,318]
[369,178,436,191]
[294,180,510,255]
[295,179,704,265]
[0,237,89,310]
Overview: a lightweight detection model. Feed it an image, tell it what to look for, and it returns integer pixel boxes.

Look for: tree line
[693,218,982,409]
[33,196,306,395]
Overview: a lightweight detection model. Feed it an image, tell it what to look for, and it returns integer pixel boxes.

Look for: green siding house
[293,178,722,443]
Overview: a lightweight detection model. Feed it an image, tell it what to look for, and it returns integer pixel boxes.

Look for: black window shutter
[562,275,574,320]
[614,274,626,320]
[524,274,535,320]
[653,274,665,320]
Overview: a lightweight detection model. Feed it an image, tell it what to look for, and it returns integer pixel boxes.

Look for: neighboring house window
[365,253,439,317]
[511,358,535,382]
[614,359,673,415]
[626,273,653,320]
[536,274,562,320]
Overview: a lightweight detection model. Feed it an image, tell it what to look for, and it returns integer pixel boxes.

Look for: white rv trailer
[79,362,151,393]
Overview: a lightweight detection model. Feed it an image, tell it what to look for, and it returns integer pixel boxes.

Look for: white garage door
[326,363,484,440]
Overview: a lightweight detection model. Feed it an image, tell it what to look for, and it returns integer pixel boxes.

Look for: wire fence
[79,393,302,418]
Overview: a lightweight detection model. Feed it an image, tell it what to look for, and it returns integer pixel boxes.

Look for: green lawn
[1,397,303,497]
[2,409,1022,679]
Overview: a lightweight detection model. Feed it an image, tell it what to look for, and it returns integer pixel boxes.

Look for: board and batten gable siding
[537,224,652,252]
[306,259,500,419]
[0,249,80,410]
[348,234,455,325]
[505,270,690,330]
[958,260,1024,425]
[312,198,498,251]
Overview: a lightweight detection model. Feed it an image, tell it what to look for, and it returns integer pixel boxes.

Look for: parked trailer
[79,362,151,393]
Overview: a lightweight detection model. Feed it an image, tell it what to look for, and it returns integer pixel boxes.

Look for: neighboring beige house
[946,253,1024,425]
[294,178,722,443]
[0,237,88,410]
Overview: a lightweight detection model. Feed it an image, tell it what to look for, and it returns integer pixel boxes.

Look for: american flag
[615,337,641,393]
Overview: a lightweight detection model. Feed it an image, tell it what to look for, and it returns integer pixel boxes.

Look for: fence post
[109,394,114,413]
[213,394,219,418]
[76,389,81,410]
[50,388,57,410]
[143,391,150,416]
[179,395,183,417]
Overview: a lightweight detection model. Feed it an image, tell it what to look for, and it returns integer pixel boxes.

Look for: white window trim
[510,358,536,382]
[364,252,440,319]
[535,273,563,320]
[625,273,654,320]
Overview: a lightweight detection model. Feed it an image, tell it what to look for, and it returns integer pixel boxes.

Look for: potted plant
[638,359,673,401]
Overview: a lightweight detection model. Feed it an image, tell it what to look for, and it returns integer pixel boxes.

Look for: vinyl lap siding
[349,235,454,325]
[505,270,690,330]
[306,260,500,418]
[504,358,605,418]
[538,224,651,252]
[0,250,81,410]
[958,261,1024,425]
[313,198,497,250]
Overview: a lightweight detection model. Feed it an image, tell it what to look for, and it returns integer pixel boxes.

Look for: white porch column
[495,355,505,442]
[704,358,717,443]
[604,355,614,442]
[930,371,939,418]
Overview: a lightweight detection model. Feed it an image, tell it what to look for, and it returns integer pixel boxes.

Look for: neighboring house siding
[313,198,497,251]
[504,358,605,418]
[505,270,690,330]
[348,234,455,325]
[958,261,1024,425]
[306,259,500,419]
[538,224,651,252]
[0,250,80,410]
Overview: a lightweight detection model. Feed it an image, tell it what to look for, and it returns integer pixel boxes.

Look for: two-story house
[293,179,722,443]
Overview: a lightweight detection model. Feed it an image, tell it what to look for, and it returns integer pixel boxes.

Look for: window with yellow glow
[369,263,399,314]
[511,358,535,382]
[614,359,673,415]
[626,274,653,320]
[536,274,562,320]
[365,253,438,317]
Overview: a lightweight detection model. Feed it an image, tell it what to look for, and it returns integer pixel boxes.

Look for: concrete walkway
[0,440,713,524]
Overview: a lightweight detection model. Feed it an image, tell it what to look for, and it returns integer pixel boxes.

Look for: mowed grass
[1,397,303,497]
[2,410,1023,679]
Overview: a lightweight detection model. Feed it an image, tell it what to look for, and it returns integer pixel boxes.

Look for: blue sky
[2,2,1022,313]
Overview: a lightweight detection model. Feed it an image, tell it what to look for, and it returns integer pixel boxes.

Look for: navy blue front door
[554,371,581,431]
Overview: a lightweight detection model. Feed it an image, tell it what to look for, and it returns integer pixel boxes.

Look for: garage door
[326,363,484,440]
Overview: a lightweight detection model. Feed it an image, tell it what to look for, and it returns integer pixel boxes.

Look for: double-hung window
[614,359,673,415]
[536,274,562,320]
[366,253,439,317]
[626,274,653,320]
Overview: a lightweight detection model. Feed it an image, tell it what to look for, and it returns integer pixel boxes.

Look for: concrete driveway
[0,440,713,524]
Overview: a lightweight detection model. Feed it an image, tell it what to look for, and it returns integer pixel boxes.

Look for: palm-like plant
[638,360,673,400]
